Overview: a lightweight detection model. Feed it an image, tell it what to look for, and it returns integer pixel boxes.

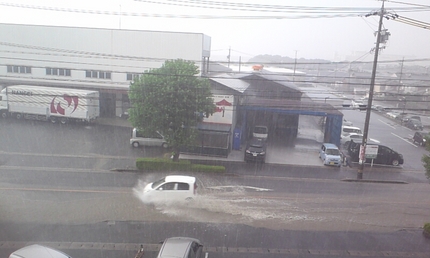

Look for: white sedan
[341,133,380,148]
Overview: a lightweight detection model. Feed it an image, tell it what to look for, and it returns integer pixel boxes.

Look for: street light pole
[357,0,385,180]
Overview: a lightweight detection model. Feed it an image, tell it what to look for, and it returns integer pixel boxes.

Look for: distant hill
[248,55,331,65]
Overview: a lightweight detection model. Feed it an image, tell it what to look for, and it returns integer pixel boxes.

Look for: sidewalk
[95,116,340,168]
[180,140,324,167]
[95,117,132,128]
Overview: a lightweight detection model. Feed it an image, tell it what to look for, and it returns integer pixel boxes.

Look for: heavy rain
[1,1,430,258]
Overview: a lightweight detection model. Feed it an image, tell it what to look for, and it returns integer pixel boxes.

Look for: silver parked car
[157,237,204,258]
[130,128,168,148]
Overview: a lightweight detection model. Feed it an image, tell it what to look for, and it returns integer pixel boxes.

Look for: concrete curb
[110,168,139,172]
[341,178,408,184]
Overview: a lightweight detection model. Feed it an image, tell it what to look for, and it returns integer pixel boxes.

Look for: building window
[126,73,141,81]
[46,67,71,77]
[85,70,111,79]
[7,65,31,74]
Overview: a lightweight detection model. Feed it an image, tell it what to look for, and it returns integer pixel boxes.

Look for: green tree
[128,59,215,161]
[422,135,430,180]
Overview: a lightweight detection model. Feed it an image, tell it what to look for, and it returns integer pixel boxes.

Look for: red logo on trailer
[50,95,79,115]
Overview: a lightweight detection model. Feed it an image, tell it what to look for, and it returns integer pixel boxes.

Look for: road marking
[0,165,117,174]
[391,132,417,147]
[206,185,273,192]
[0,186,130,194]
[378,119,396,129]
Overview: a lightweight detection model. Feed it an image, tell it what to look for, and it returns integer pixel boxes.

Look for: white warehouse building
[0,23,211,117]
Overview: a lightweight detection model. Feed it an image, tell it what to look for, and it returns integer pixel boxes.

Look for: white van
[341,126,362,137]
[9,245,72,258]
[130,128,168,148]
[253,125,269,140]
[142,175,197,203]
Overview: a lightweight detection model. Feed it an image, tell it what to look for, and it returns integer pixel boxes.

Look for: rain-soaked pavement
[1,117,429,258]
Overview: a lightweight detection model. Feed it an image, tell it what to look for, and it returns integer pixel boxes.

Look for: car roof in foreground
[9,244,72,258]
[160,237,201,257]
[323,143,338,148]
[164,175,196,184]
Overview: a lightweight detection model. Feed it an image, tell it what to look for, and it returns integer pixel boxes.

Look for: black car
[347,141,404,166]
[405,119,423,131]
[413,131,428,146]
[244,138,267,163]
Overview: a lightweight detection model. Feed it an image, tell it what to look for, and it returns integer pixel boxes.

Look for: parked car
[341,133,380,148]
[9,245,72,258]
[343,118,353,126]
[413,131,428,146]
[396,114,421,123]
[347,141,404,166]
[386,111,400,119]
[157,237,204,258]
[244,138,267,163]
[341,126,363,138]
[395,113,410,123]
[405,119,423,130]
[130,128,168,148]
[319,143,342,167]
[408,115,421,122]
[372,105,386,112]
[351,100,367,110]
[252,125,269,140]
[142,175,197,203]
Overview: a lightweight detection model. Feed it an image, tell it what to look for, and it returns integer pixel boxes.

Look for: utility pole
[357,0,386,180]
[227,47,231,68]
[397,57,404,94]
[293,50,298,82]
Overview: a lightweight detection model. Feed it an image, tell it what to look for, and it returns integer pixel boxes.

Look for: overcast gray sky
[1,0,429,64]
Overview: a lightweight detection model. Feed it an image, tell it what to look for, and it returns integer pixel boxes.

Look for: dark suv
[244,138,267,163]
[347,141,404,166]
[413,131,428,146]
[405,119,423,131]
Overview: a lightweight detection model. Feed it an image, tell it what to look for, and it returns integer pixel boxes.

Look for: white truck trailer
[0,85,100,124]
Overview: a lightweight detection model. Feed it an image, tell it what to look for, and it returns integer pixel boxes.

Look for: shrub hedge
[136,158,225,173]
[424,223,430,233]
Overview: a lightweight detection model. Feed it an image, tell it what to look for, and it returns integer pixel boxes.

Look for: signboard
[359,144,379,164]
[365,145,379,159]
[203,95,234,125]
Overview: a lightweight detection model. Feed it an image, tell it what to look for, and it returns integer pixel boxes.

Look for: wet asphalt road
[1,119,430,258]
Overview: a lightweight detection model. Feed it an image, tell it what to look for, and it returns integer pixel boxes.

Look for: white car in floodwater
[142,175,197,203]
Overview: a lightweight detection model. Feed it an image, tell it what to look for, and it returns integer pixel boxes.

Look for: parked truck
[0,85,100,124]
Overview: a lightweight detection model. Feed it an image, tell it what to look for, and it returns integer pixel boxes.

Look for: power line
[391,14,430,29]
[387,0,430,9]
[1,2,428,20]
[3,40,430,66]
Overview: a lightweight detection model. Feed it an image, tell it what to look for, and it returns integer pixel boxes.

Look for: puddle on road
[132,176,421,231]
[132,178,321,229]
